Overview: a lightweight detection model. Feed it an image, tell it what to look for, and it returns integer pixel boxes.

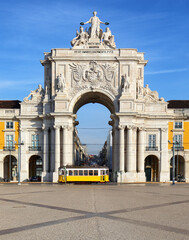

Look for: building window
[173,134,182,147]
[6,135,14,147]
[6,122,13,129]
[175,122,182,129]
[148,134,156,148]
[32,134,39,148]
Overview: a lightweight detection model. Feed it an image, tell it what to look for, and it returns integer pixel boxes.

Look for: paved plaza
[0,183,189,240]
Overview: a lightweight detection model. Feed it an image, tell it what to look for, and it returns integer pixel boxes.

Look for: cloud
[145,68,189,75]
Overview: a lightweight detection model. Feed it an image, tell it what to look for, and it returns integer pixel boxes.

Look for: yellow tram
[58,166,109,183]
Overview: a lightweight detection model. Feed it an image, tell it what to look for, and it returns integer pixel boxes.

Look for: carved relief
[69,61,117,96]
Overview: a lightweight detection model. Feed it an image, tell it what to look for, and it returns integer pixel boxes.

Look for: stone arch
[68,89,116,170]
[4,155,17,181]
[170,155,185,181]
[29,155,43,181]
[145,155,159,182]
[69,88,117,114]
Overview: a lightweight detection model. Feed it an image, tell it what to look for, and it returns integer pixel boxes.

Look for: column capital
[42,124,49,131]
[127,125,136,130]
[53,125,60,130]
[62,125,73,131]
[118,125,125,130]
[161,128,168,132]
[138,127,146,131]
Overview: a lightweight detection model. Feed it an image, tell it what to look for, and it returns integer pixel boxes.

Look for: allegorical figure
[71,26,89,47]
[81,11,106,39]
[102,27,116,48]
[56,74,65,92]
[121,74,130,92]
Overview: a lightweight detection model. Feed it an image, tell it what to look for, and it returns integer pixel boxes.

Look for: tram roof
[59,166,109,169]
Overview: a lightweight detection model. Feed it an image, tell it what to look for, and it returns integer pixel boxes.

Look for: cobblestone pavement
[0,183,189,240]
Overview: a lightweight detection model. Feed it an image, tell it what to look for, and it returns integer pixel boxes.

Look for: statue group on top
[71,11,116,49]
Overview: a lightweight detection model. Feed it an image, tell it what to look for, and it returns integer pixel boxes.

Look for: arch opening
[145,155,159,182]
[74,102,112,170]
[29,155,43,182]
[72,91,115,114]
[4,155,17,182]
[170,155,185,181]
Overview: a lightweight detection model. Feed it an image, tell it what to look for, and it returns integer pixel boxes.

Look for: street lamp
[168,140,178,185]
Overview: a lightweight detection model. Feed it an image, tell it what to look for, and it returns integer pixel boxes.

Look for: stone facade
[0,12,189,183]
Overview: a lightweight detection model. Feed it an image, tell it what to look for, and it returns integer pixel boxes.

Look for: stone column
[119,125,125,172]
[125,125,137,182]
[113,126,119,172]
[50,127,55,172]
[54,126,60,173]
[43,127,49,173]
[138,127,146,182]
[62,126,68,166]
[20,128,28,181]
[160,128,169,182]
[126,126,133,172]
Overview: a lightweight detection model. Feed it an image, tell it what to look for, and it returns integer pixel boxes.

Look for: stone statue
[121,74,130,92]
[143,84,159,101]
[56,74,65,92]
[102,27,116,48]
[81,11,107,39]
[24,84,44,102]
[138,80,143,96]
[71,26,89,47]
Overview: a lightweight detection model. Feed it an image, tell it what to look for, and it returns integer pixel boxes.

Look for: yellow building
[168,100,189,182]
[0,101,20,181]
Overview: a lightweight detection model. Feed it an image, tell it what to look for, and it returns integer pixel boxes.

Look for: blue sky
[0,0,188,154]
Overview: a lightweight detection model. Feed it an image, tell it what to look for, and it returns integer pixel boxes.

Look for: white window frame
[32,134,39,147]
[173,134,182,147]
[174,121,182,129]
[6,121,14,129]
[6,134,14,148]
[148,134,156,148]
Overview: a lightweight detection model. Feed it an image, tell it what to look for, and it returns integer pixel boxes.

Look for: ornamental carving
[69,61,117,96]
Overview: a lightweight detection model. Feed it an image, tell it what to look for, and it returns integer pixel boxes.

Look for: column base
[111,171,118,182]
[185,178,189,183]
[41,172,50,182]
[52,171,59,183]
[20,171,28,182]
[117,172,137,183]
[137,172,146,182]
[160,172,170,182]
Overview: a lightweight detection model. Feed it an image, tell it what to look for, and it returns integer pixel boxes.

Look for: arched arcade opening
[29,155,43,181]
[145,155,159,182]
[4,155,17,181]
[170,155,185,181]
[71,90,116,172]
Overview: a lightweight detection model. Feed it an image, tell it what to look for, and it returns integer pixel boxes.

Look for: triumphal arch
[19,12,173,182]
